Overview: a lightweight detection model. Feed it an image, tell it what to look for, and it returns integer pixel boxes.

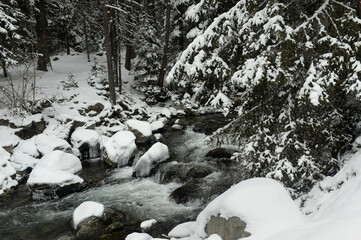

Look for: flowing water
[0,127,215,240]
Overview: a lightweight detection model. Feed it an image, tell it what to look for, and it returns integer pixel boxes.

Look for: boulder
[34,134,72,155]
[0,148,17,195]
[72,203,140,240]
[205,148,235,159]
[186,165,213,179]
[205,216,250,240]
[126,119,154,144]
[15,118,46,140]
[133,142,170,177]
[101,131,137,167]
[71,129,101,159]
[169,179,203,204]
[27,150,84,199]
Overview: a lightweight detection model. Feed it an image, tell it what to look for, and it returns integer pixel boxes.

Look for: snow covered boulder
[34,133,72,155]
[10,139,40,171]
[189,178,304,240]
[150,119,166,133]
[0,148,17,195]
[126,119,154,144]
[72,202,138,240]
[27,150,84,199]
[71,129,101,159]
[133,142,170,177]
[101,131,137,167]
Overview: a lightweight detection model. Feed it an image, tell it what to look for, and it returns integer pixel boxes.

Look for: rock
[101,131,137,167]
[27,150,84,199]
[126,119,154,144]
[15,118,46,140]
[74,46,83,53]
[0,148,17,195]
[205,216,250,240]
[87,103,104,117]
[205,148,235,159]
[73,206,140,240]
[155,162,189,184]
[133,142,170,177]
[34,134,72,155]
[186,165,213,179]
[169,179,203,204]
[71,129,101,159]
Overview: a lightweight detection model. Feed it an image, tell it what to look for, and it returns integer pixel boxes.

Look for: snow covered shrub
[87,62,109,97]
[136,85,171,105]
[62,72,78,90]
[167,0,361,193]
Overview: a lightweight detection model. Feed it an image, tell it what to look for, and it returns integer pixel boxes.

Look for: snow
[101,131,137,167]
[125,233,153,240]
[34,133,72,155]
[168,221,196,238]
[126,119,152,137]
[140,219,157,229]
[27,150,83,188]
[71,128,101,158]
[206,234,222,240]
[72,201,104,229]
[189,178,304,239]
[150,120,165,132]
[133,142,170,177]
[10,139,40,171]
[0,148,17,195]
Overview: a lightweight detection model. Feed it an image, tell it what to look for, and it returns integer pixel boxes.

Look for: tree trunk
[102,0,117,105]
[35,0,50,71]
[2,62,8,78]
[158,0,171,88]
[65,27,70,55]
[118,48,122,93]
[83,14,90,62]
[357,0,361,19]
[124,1,133,71]
[110,0,118,87]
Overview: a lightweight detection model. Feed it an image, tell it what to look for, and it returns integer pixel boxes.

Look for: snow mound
[133,142,170,177]
[0,148,17,195]
[140,219,157,229]
[71,128,101,158]
[10,139,40,171]
[168,221,196,238]
[192,178,304,239]
[150,120,165,132]
[125,233,153,240]
[73,201,104,229]
[27,150,83,188]
[101,131,137,167]
[206,234,222,240]
[34,134,72,155]
[126,119,153,142]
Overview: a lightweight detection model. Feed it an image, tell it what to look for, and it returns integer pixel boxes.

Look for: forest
[1,0,361,240]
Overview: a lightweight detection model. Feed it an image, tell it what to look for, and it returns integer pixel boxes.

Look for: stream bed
[0,114,233,240]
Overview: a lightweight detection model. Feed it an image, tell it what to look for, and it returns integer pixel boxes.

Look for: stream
[0,114,232,240]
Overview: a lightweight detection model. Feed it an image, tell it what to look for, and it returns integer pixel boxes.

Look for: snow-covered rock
[125,233,153,240]
[71,129,101,159]
[133,142,170,177]
[10,139,40,171]
[168,221,196,238]
[126,119,153,143]
[140,219,157,230]
[150,120,166,133]
[0,148,17,195]
[34,133,72,155]
[189,178,304,239]
[101,131,137,167]
[73,201,104,229]
[27,150,83,189]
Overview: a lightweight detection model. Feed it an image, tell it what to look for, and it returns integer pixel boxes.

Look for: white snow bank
[0,148,17,194]
[206,234,222,240]
[126,233,167,240]
[102,131,137,166]
[133,142,170,177]
[27,150,83,188]
[168,221,196,238]
[71,128,101,158]
[126,119,152,137]
[140,219,157,229]
[73,201,104,229]
[34,133,72,155]
[191,178,304,239]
